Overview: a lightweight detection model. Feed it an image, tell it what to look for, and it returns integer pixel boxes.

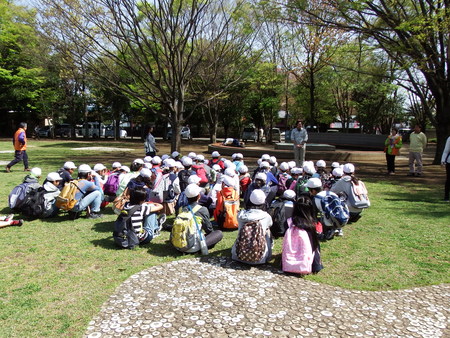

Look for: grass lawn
[0,139,449,336]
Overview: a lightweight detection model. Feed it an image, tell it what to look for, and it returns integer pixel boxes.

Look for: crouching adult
[70,164,103,219]
[42,172,63,218]
[232,189,273,265]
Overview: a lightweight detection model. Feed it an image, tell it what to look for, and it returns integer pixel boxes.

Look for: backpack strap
[188,204,204,241]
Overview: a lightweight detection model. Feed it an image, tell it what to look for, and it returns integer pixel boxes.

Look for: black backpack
[178,169,192,192]
[113,205,141,249]
[268,200,288,238]
[21,186,49,218]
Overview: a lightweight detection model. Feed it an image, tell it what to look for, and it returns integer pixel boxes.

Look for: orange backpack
[217,189,239,230]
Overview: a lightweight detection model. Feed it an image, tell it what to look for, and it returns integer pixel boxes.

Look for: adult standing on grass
[291,120,308,167]
[408,124,427,177]
[384,127,403,175]
[6,122,30,173]
[441,135,450,202]
[144,125,158,157]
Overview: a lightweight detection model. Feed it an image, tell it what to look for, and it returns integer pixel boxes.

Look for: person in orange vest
[6,122,30,173]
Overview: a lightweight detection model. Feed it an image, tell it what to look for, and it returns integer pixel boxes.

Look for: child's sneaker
[335,228,344,236]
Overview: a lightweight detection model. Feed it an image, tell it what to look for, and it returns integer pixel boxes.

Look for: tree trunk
[433,95,450,164]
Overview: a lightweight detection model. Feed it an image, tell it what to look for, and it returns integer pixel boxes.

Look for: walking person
[441,136,450,202]
[144,125,158,157]
[6,122,30,173]
[291,120,308,167]
[408,124,427,177]
[384,127,403,175]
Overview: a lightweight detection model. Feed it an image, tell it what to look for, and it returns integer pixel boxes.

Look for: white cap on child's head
[46,172,62,182]
[64,161,77,169]
[120,165,130,173]
[31,167,42,177]
[182,157,193,166]
[212,164,221,171]
[187,175,201,184]
[279,162,289,171]
[283,189,296,201]
[316,160,326,168]
[161,154,170,161]
[260,161,270,169]
[78,164,91,173]
[250,189,266,205]
[255,172,267,182]
[303,163,316,175]
[306,177,322,189]
[112,162,121,168]
[331,162,340,168]
[151,156,162,164]
[343,163,355,174]
[185,183,201,198]
[140,168,152,178]
[144,156,152,163]
[224,168,236,177]
[133,158,144,165]
[222,175,235,187]
[238,165,248,174]
[211,151,220,158]
[290,167,303,175]
[171,151,180,158]
[332,168,344,177]
[196,154,205,161]
[188,152,197,159]
[93,163,106,172]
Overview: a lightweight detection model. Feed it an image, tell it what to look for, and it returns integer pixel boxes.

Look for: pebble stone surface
[85,257,449,337]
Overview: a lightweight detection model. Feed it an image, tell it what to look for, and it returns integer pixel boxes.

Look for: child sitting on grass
[123,187,163,244]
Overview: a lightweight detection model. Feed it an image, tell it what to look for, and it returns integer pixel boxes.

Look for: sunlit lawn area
[0,140,448,336]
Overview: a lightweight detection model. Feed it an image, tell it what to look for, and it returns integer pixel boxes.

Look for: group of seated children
[7,151,370,275]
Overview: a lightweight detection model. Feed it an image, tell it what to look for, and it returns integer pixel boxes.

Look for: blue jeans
[143,213,158,241]
[73,190,102,213]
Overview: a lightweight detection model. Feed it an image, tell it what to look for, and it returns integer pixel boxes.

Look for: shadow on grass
[92,221,113,233]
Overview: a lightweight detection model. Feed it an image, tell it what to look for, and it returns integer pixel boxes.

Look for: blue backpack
[315,191,349,228]
[9,182,41,211]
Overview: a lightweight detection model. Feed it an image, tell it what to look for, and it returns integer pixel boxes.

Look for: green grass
[0,139,449,336]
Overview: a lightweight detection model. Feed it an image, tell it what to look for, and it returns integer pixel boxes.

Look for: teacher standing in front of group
[291,120,308,167]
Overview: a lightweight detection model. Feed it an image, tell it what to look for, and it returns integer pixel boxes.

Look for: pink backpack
[282,218,314,274]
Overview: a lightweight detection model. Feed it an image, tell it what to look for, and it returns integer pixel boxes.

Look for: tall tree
[0,0,46,132]
[292,0,450,163]
[38,0,259,151]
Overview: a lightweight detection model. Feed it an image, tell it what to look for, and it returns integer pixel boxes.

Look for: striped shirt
[125,203,154,239]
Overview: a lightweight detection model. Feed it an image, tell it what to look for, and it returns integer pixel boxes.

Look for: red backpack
[192,164,209,186]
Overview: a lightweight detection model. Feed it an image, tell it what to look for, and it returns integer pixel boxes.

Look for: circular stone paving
[85,258,449,337]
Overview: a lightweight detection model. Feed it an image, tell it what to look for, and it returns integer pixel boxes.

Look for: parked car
[54,124,72,137]
[242,127,257,142]
[105,126,127,138]
[76,122,106,138]
[166,126,191,140]
[268,128,281,142]
[37,125,53,138]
